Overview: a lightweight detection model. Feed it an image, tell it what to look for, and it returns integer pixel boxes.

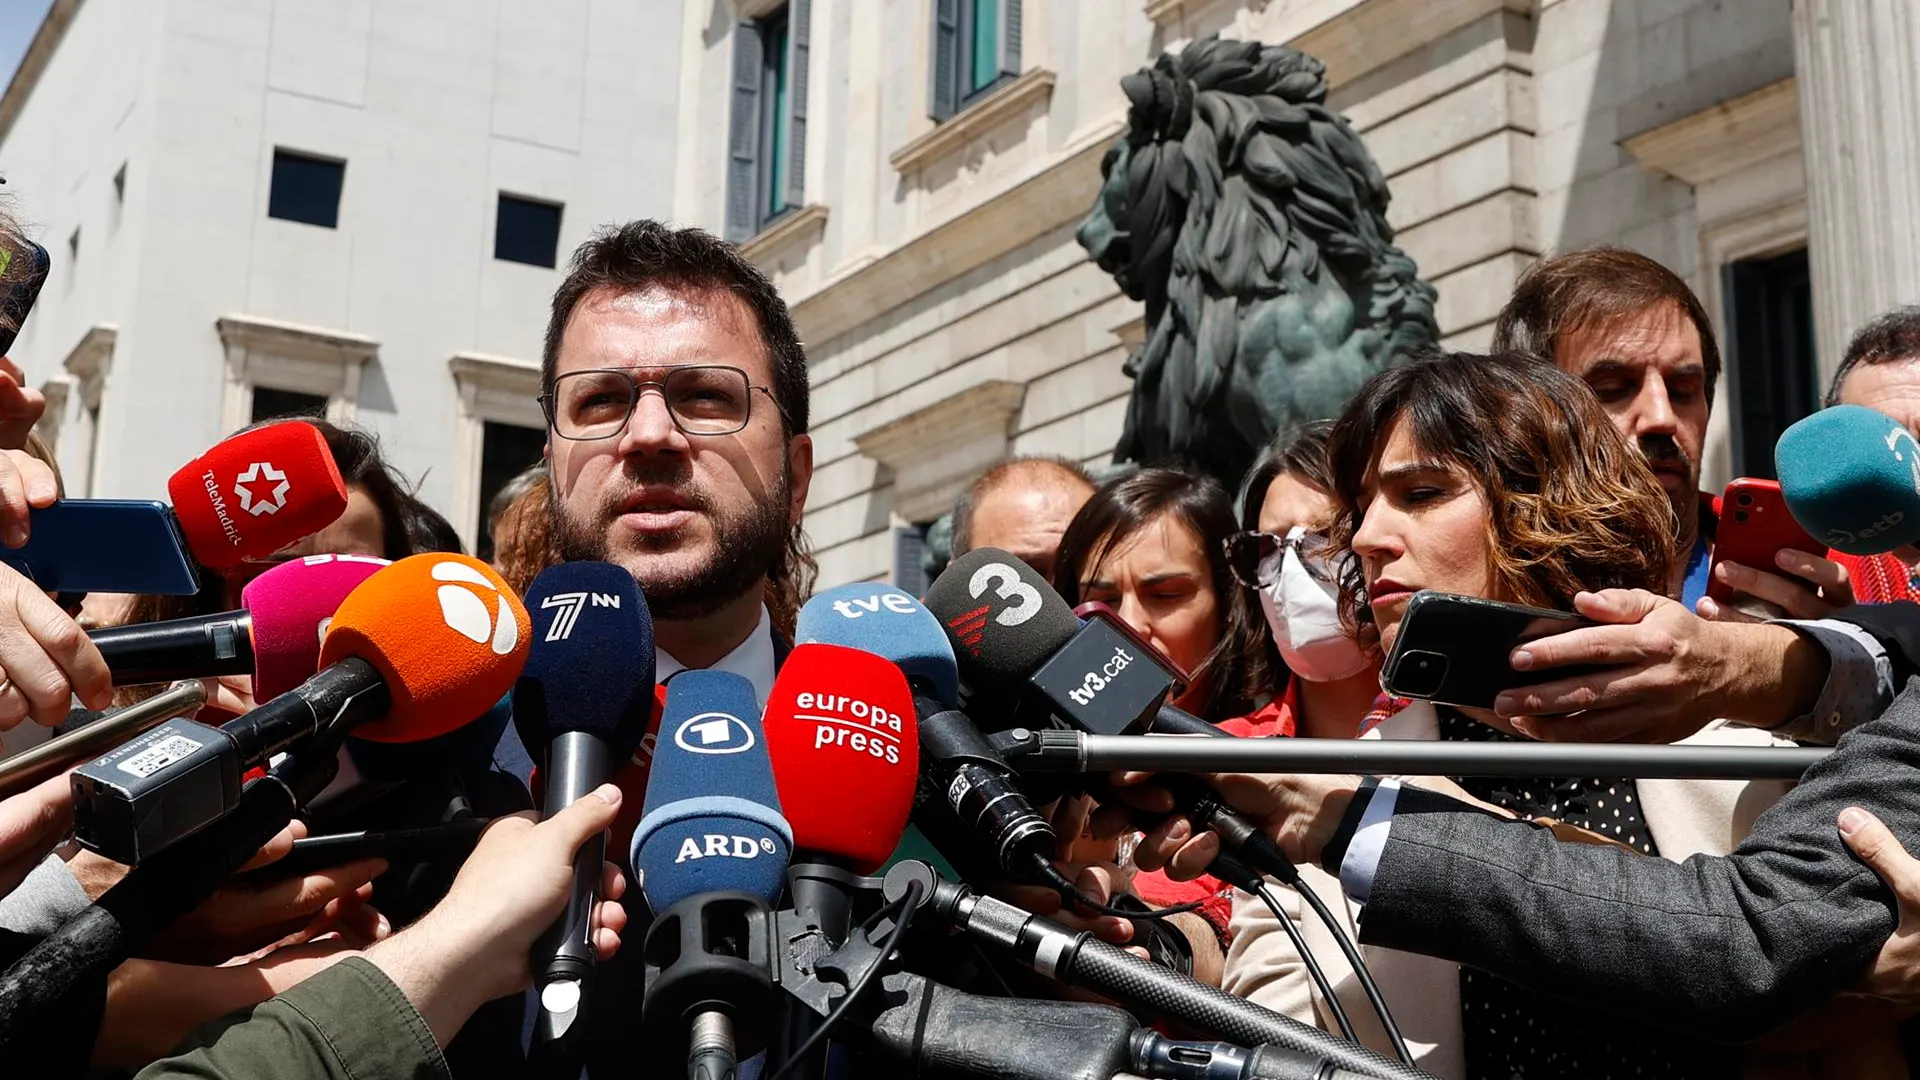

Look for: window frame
[724,0,811,243]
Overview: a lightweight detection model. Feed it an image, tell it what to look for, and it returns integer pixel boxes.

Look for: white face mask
[1257,526,1371,683]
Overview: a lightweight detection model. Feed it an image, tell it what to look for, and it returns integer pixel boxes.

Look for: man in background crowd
[1492,247,1852,620]
[950,455,1096,582]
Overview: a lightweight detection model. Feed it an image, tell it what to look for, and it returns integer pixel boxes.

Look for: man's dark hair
[1825,305,1920,407]
[952,455,1097,552]
[542,220,809,435]
[1492,247,1721,403]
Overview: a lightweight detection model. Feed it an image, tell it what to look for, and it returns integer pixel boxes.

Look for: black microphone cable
[1234,861,1356,1045]
[1249,873,1408,1064]
[766,879,925,1080]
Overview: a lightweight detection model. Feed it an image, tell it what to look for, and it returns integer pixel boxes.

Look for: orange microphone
[72,553,530,864]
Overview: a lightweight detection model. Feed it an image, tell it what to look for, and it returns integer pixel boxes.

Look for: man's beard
[552,461,791,622]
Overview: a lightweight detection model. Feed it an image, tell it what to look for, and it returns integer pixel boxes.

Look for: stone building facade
[686,0,1908,590]
[0,0,684,554]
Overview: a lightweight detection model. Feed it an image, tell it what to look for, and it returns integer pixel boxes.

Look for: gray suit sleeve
[1356,682,1920,1041]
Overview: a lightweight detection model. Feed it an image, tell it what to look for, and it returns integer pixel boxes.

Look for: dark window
[250,387,328,424]
[495,194,563,268]
[476,421,546,561]
[930,0,1019,121]
[1723,247,1818,479]
[268,149,345,229]
[724,0,810,242]
[895,523,937,596]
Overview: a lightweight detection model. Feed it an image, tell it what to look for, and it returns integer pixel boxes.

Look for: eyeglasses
[1224,526,1334,589]
[540,365,781,441]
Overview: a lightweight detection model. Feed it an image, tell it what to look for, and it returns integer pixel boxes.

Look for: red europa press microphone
[168,419,349,569]
[763,642,919,874]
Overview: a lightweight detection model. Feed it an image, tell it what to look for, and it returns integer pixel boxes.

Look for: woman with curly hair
[1210,352,1806,1078]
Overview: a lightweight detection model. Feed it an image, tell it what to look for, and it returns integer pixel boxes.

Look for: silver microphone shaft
[0,680,208,799]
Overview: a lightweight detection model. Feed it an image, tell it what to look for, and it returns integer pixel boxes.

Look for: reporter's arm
[131,956,449,1080]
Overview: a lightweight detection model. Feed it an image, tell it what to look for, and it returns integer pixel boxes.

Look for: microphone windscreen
[513,562,655,759]
[319,553,531,743]
[796,584,960,707]
[921,548,1080,693]
[242,554,390,702]
[1777,404,1920,555]
[762,643,917,872]
[167,421,350,569]
[632,670,791,911]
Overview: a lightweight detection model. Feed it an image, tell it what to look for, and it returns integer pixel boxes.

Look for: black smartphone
[3,500,199,595]
[1379,591,1597,710]
[0,239,50,355]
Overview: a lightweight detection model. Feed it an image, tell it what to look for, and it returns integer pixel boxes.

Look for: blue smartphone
[3,500,200,595]
[0,239,50,355]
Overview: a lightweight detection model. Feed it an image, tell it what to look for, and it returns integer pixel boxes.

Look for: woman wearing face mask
[1220,421,1382,740]
[1170,353,1841,1079]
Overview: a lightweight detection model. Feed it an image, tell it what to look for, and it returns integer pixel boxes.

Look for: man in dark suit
[1130,592,1920,1040]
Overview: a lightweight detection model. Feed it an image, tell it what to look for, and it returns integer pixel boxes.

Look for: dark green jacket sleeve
[133,957,449,1080]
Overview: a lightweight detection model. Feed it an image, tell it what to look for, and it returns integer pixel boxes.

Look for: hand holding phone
[1703,478,1847,620]
[1380,591,1596,711]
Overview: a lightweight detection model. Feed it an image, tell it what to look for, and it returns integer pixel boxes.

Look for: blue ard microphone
[1777,404,1920,554]
[514,562,654,1053]
[796,584,1056,882]
[633,670,791,1077]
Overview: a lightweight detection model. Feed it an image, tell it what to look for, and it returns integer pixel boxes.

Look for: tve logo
[540,591,622,642]
[674,833,778,863]
[830,593,917,619]
[233,461,291,516]
[673,711,756,755]
[432,561,521,656]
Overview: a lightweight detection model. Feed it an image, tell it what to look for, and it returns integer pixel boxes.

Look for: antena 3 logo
[539,591,622,642]
[793,691,904,764]
[432,561,520,655]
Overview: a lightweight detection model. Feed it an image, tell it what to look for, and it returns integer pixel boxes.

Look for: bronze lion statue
[1078,36,1438,482]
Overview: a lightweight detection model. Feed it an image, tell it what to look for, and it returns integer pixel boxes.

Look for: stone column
[1792,0,1920,384]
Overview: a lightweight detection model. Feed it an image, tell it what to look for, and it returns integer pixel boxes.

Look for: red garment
[1131,684,1300,938]
[1835,549,1914,604]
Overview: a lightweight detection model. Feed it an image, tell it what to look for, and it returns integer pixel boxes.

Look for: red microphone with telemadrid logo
[761,642,918,1077]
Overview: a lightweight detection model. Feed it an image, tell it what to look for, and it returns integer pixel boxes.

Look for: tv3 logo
[1065,646,1136,706]
[540,591,622,642]
[432,561,520,655]
[968,563,1043,628]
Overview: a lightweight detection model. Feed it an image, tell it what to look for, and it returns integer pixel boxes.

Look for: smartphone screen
[1380,591,1595,710]
[3,501,200,595]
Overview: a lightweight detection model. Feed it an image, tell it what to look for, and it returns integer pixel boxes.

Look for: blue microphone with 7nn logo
[513,562,655,1058]
[634,670,792,1080]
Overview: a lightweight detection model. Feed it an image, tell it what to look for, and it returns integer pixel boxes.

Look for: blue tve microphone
[1777,404,1920,555]
[797,584,1055,880]
[514,562,654,1051]
[634,671,791,1080]
[633,669,792,910]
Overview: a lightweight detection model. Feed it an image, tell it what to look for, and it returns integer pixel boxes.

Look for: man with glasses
[454,220,815,1078]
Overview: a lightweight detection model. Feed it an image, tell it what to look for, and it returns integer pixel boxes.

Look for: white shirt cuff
[1338,778,1401,904]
